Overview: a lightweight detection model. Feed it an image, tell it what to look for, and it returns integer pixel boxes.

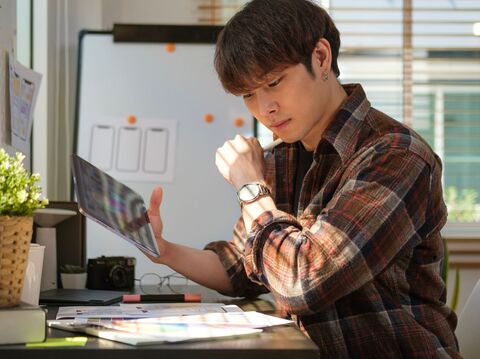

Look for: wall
[31,0,103,199]
[0,0,16,154]
[33,0,201,201]
[102,0,200,26]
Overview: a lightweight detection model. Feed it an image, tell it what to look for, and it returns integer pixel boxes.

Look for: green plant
[450,267,460,312]
[60,264,85,273]
[441,239,461,313]
[0,149,48,216]
[444,186,480,222]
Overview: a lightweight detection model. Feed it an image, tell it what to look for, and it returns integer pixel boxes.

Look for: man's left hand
[215,135,266,190]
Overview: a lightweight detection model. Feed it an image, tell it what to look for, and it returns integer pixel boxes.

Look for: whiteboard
[75,28,252,282]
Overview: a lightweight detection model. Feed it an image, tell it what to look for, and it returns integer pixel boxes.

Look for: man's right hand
[144,186,168,264]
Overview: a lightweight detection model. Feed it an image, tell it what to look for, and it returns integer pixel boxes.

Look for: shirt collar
[317,83,371,164]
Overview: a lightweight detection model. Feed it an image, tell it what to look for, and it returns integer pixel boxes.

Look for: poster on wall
[85,116,178,182]
[8,53,42,155]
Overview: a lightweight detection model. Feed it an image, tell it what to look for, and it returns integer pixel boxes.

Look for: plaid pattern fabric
[205,84,460,358]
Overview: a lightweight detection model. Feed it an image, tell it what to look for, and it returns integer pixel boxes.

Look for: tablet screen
[71,154,160,257]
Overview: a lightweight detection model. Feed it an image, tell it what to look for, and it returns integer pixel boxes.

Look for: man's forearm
[242,195,276,232]
[160,241,234,295]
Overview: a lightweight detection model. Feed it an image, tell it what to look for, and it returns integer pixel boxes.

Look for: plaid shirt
[206,84,460,358]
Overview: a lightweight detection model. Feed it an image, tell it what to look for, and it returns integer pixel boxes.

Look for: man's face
[241,57,332,150]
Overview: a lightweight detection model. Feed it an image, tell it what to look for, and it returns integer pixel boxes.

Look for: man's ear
[312,38,332,72]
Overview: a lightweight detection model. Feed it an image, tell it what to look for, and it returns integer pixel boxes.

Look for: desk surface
[0,285,319,359]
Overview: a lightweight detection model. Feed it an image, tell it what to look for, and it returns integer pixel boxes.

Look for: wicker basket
[0,215,33,307]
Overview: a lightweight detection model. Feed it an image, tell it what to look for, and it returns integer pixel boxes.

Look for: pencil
[262,138,284,152]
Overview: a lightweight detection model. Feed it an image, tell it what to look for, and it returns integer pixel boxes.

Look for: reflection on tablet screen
[71,154,160,257]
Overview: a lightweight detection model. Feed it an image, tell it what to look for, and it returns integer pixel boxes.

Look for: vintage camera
[86,256,136,291]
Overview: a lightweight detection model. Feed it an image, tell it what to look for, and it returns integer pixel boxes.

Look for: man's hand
[143,186,168,264]
[215,135,266,190]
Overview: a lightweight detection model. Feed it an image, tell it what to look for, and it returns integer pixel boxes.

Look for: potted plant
[0,149,48,307]
[60,264,87,289]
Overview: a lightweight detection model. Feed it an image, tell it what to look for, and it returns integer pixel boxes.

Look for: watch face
[239,183,261,201]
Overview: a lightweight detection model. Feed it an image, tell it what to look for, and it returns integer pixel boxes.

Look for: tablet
[71,154,160,257]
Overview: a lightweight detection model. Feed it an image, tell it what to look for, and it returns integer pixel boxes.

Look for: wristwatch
[236,182,271,207]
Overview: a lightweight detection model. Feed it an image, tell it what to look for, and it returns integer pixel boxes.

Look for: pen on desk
[262,138,284,152]
[122,293,202,303]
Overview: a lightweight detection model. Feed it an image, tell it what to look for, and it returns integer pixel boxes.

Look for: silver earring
[322,71,329,81]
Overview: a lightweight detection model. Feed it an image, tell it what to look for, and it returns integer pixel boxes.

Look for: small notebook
[39,289,126,306]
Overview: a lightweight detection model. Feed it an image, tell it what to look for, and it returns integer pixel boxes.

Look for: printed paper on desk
[95,321,262,343]
[56,303,239,320]
[119,303,242,316]
[56,306,152,320]
[48,319,261,345]
[113,311,293,329]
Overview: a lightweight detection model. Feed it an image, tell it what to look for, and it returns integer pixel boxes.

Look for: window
[330,1,480,234]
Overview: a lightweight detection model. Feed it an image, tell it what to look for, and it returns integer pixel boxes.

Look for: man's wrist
[233,178,268,191]
[236,182,271,207]
[241,196,276,232]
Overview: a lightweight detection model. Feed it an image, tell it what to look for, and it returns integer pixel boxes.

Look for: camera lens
[109,265,128,288]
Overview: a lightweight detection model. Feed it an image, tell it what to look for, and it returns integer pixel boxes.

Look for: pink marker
[122,293,201,303]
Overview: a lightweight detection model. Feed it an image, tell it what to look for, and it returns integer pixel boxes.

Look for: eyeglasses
[136,272,189,294]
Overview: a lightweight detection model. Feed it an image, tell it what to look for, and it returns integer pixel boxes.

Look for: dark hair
[214,0,341,95]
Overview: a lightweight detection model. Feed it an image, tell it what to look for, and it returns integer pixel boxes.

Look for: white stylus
[262,138,284,152]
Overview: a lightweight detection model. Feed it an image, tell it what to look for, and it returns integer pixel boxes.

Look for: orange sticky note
[234,117,245,127]
[166,43,176,53]
[203,113,214,123]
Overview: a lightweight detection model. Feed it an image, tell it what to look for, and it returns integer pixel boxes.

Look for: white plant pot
[61,272,87,289]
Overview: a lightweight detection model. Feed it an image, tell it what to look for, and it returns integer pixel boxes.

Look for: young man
[146,0,460,357]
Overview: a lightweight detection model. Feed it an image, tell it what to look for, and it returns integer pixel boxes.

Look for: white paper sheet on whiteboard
[86,116,177,182]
